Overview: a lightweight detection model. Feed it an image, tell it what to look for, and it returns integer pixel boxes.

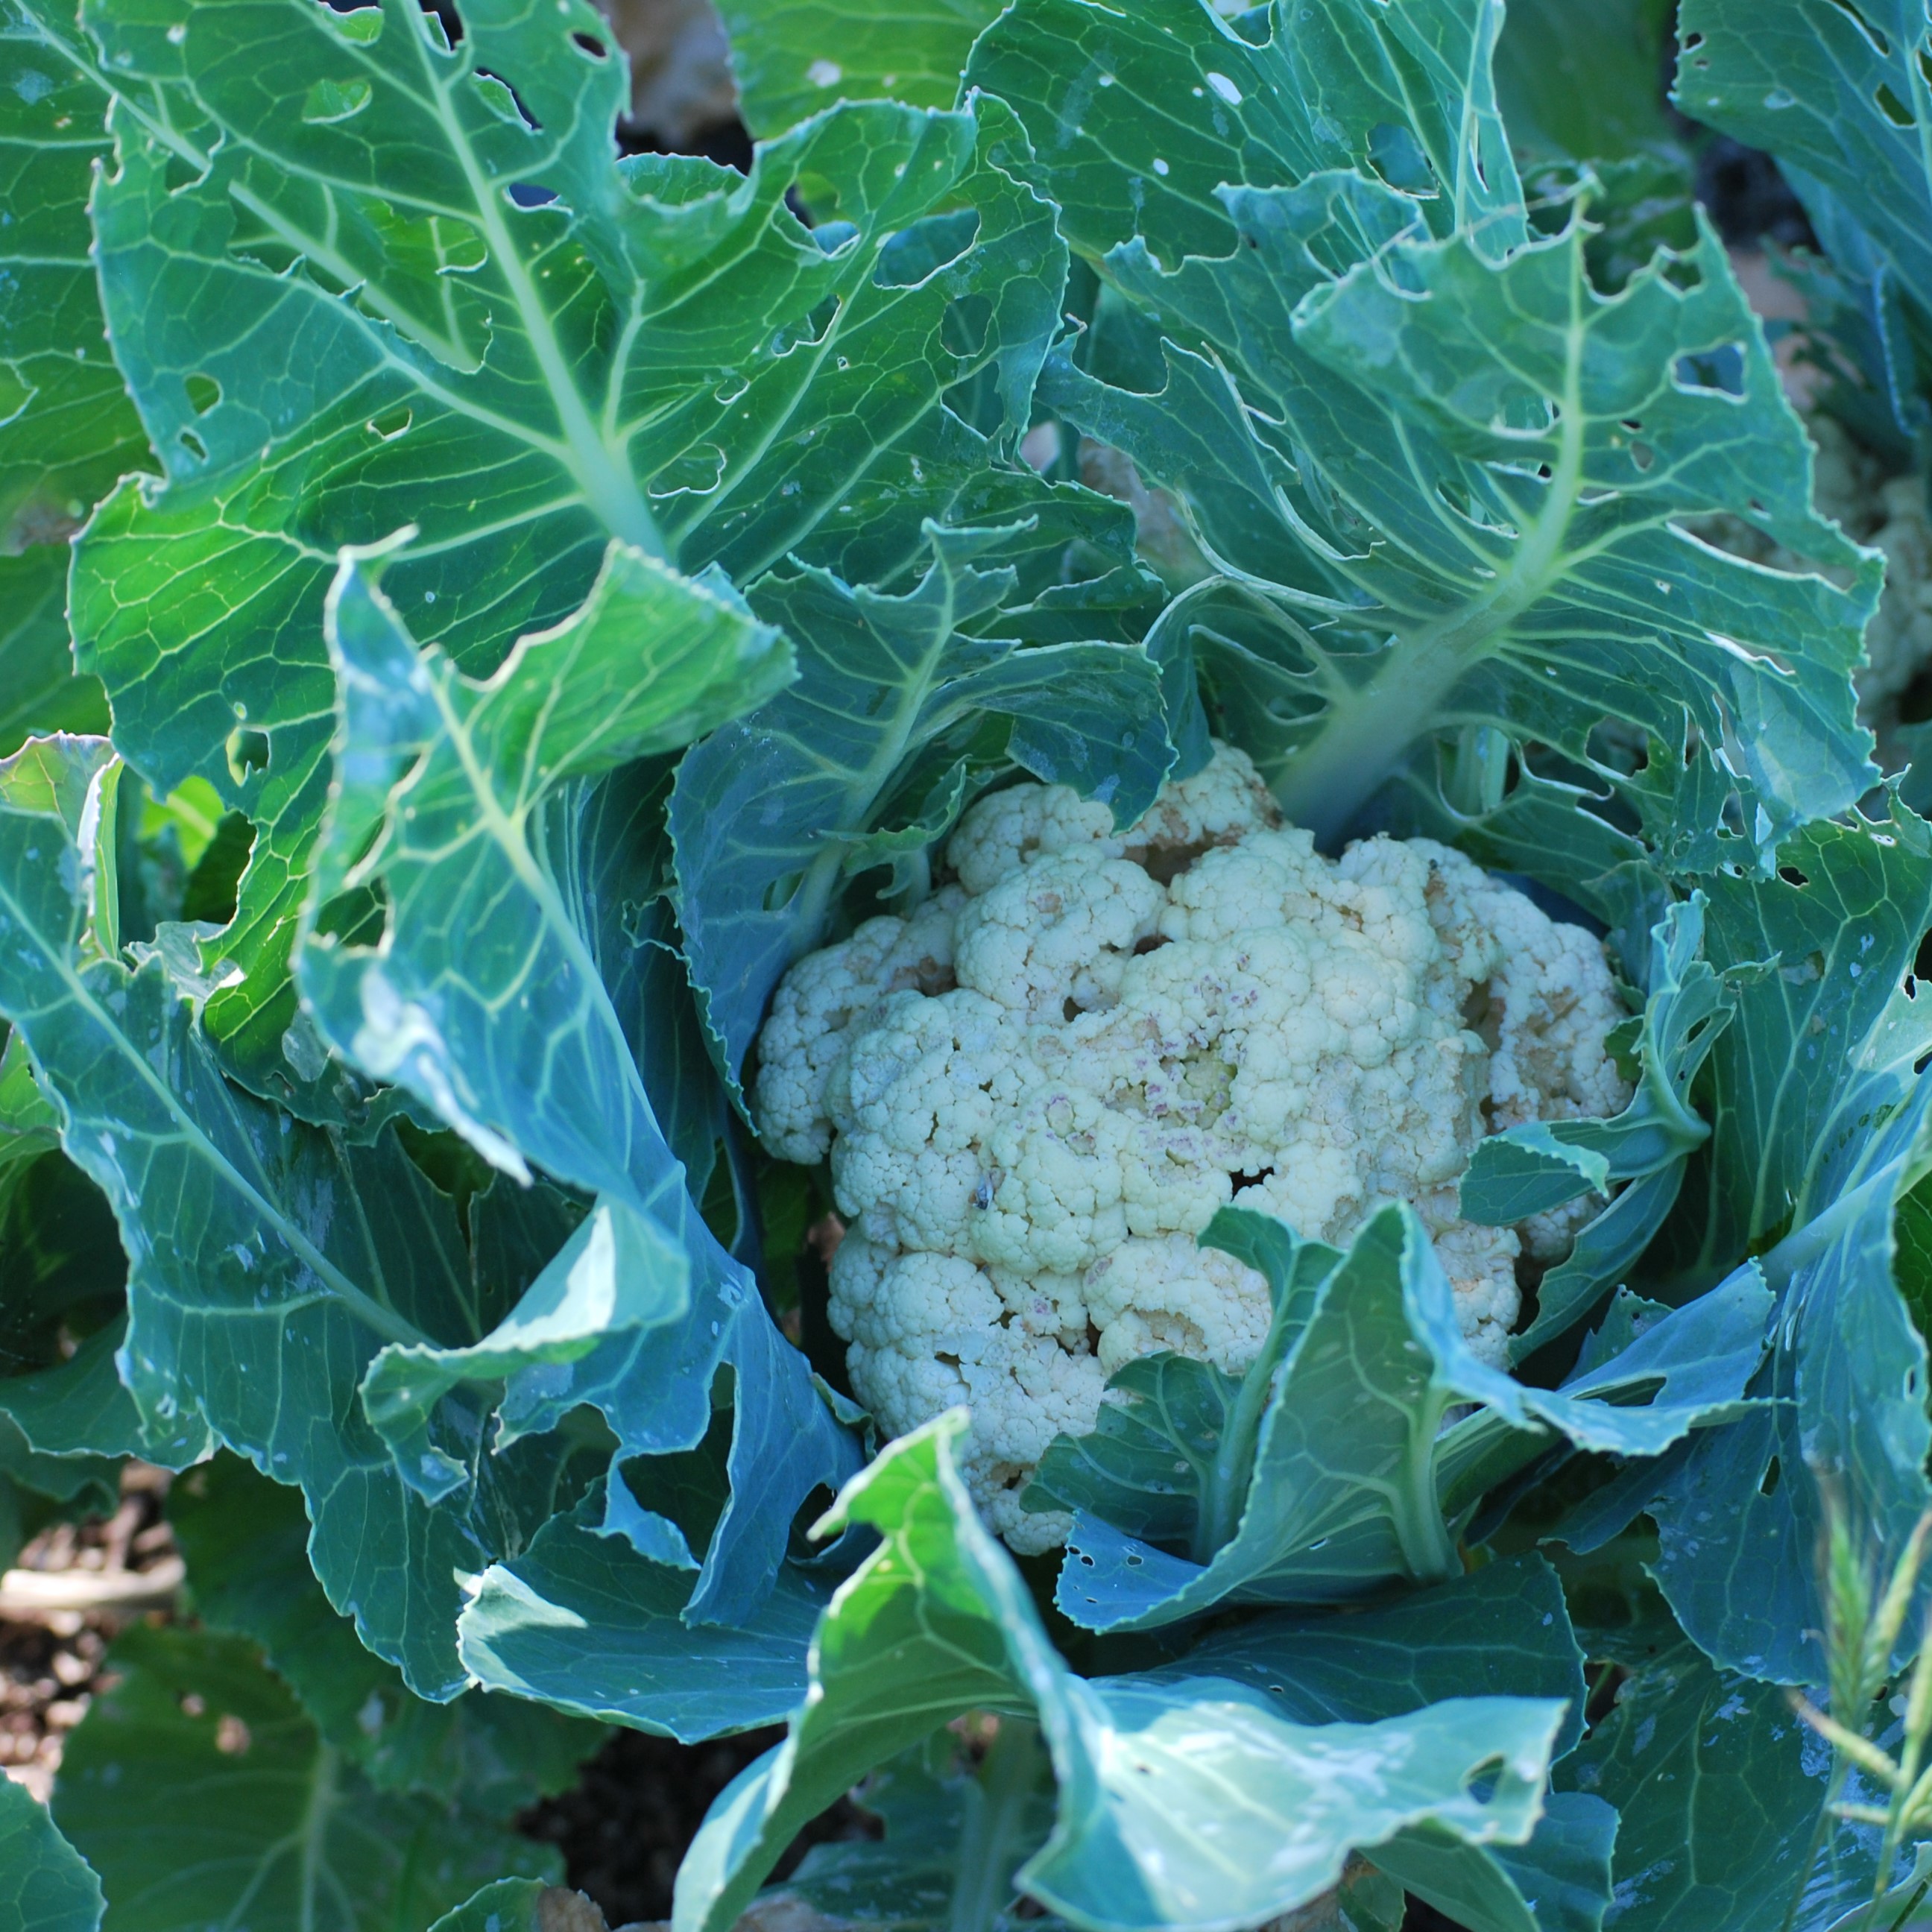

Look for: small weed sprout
[1791,1500,1932,1924]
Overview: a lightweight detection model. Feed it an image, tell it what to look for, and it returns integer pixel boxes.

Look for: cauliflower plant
[754,745,1633,1553]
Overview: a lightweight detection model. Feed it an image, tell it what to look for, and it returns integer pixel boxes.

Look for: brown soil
[0,1463,174,1803]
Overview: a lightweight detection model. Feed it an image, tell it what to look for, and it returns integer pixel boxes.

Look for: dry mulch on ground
[0,1463,176,1805]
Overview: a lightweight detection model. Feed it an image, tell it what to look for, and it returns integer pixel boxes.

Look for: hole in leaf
[1676,344,1746,396]
[1629,441,1655,473]
[177,427,207,461]
[183,812,255,924]
[1759,1456,1781,1497]
[1824,0,1891,55]
[367,403,412,441]
[1875,82,1915,127]
[1778,865,1809,888]
[185,373,220,415]
[570,29,607,57]
[474,68,536,128]
[1462,1757,1505,1804]
[325,4,384,45]
[301,75,373,123]
[226,726,271,784]
[423,1,464,49]
[507,181,557,208]
[874,208,980,288]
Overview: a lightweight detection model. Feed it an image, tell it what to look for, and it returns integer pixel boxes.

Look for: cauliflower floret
[756,744,1635,1548]
[755,888,965,1161]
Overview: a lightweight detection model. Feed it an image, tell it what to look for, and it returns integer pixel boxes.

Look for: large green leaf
[0,1778,100,1932]
[0,733,616,1693]
[20,0,1070,1106]
[966,0,1878,865]
[0,0,149,546]
[0,553,106,760]
[669,521,1169,1095]
[300,546,857,1626]
[967,0,1525,273]
[1637,806,1932,1683]
[718,0,999,137]
[753,1724,1060,1932]
[457,1483,832,1737]
[1493,0,1682,165]
[1673,0,1932,318]
[1035,1205,1766,1632]
[1559,1636,1884,1931]
[52,1625,556,1932]
[673,1412,1573,1932]
[169,1453,602,1812]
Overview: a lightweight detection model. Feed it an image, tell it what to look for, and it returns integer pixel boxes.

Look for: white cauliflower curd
[754,745,1632,1553]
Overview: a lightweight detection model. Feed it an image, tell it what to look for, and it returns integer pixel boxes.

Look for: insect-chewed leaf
[301,547,859,1629]
[1609,806,1932,1683]
[967,0,1877,865]
[0,733,616,1694]
[16,0,1072,1109]
[1674,0,1932,321]
[1558,1636,1890,1930]
[718,0,999,136]
[0,1,151,549]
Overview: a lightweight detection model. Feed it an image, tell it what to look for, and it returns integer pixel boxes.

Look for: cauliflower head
[754,745,1633,1553]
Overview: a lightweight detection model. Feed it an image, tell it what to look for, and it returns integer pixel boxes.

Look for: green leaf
[1494,0,1682,164]
[359,1196,687,1506]
[1038,1206,1766,1632]
[0,735,616,1693]
[0,0,150,550]
[672,1412,1573,1932]
[718,0,999,136]
[759,1725,1056,1932]
[1172,1553,1588,1749]
[1639,805,1932,1682]
[1558,1636,1883,1931]
[169,1453,602,1813]
[0,553,107,760]
[966,0,1526,273]
[1370,1795,1617,1932]
[300,549,858,1626]
[457,1483,831,1738]
[32,0,1070,1104]
[967,0,1878,863]
[0,1777,100,1932]
[51,1625,557,1932]
[669,521,1170,1096]
[1673,0,1932,318]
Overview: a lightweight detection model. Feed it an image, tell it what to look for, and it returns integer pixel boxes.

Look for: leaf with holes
[298,543,859,1628]
[965,0,1878,868]
[15,0,1076,1111]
